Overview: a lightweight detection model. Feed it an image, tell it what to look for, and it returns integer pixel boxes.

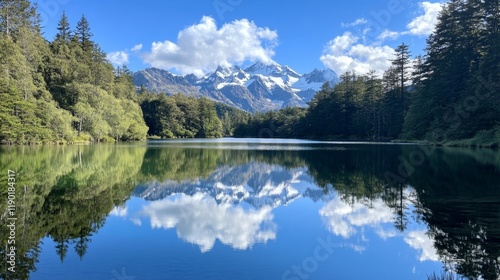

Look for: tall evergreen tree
[390,43,412,110]
[55,11,71,43]
[75,14,93,52]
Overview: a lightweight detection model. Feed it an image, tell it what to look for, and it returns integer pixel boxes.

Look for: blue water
[3,139,497,280]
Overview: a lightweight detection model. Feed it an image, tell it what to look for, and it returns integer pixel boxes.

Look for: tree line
[235,0,499,147]
[138,89,250,138]
[0,1,148,144]
[233,43,418,141]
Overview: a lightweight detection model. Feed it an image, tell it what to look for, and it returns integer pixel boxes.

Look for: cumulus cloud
[404,230,439,261]
[107,51,129,66]
[320,32,394,76]
[141,193,276,252]
[142,16,278,76]
[407,2,443,36]
[131,44,143,52]
[319,196,395,239]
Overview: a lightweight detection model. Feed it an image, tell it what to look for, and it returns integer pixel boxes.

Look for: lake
[1,139,499,280]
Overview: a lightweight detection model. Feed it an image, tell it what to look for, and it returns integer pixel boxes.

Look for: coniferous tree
[75,14,93,52]
[55,11,71,43]
[391,43,411,110]
[403,0,499,145]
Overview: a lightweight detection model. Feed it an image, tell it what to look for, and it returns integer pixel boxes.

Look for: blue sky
[33,0,444,76]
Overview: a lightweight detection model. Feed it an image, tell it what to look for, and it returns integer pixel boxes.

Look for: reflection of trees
[408,148,500,280]
[0,145,146,280]
[301,145,411,231]
[289,145,500,280]
[140,148,221,182]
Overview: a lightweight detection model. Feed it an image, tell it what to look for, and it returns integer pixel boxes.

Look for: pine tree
[390,43,412,111]
[75,14,93,52]
[55,11,71,43]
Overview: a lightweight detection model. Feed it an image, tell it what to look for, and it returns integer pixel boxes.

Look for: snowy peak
[303,68,338,84]
[245,61,282,76]
[214,65,246,79]
[294,68,339,93]
[202,65,249,88]
[245,61,300,80]
[133,62,338,112]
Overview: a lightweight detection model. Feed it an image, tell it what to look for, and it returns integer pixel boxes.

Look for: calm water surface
[0,139,499,280]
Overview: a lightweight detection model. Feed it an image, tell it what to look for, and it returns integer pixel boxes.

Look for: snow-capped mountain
[133,61,338,112]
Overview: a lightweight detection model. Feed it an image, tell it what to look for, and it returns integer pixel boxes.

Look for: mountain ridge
[133,61,338,112]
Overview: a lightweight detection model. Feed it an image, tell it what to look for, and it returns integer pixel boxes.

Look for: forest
[234,0,499,147]
[0,0,498,146]
[0,1,150,144]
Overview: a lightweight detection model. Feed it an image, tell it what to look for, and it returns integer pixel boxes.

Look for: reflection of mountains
[134,162,330,208]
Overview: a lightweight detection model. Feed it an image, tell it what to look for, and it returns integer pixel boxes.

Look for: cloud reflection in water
[141,193,276,252]
[319,194,438,262]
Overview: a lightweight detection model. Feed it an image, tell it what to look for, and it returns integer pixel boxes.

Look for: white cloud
[320,32,394,76]
[378,29,400,41]
[109,206,128,217]
[319,196,395,239]
[404,230,439,262]
[143,16,278,76]
[406,2,443,36]
[342,18,368,28]
[107,51,129,65]
[376,227,398,240]
[131,44,143,52]
[141,193,276,252]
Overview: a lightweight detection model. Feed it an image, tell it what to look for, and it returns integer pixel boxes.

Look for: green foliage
[140,93,224,138]
[55,11,71,43]
[215,102,251,136]
[402,0,500,146]
[0,3,147,144]
[234,106,307,138]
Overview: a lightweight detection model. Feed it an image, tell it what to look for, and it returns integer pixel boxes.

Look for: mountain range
[133,61,338,112]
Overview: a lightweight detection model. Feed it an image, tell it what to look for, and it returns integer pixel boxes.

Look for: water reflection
[141,193,275,252]
[320,196,395,239]
[404,230,439,262]
[0,142,498,280]
[319,189,439,262]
